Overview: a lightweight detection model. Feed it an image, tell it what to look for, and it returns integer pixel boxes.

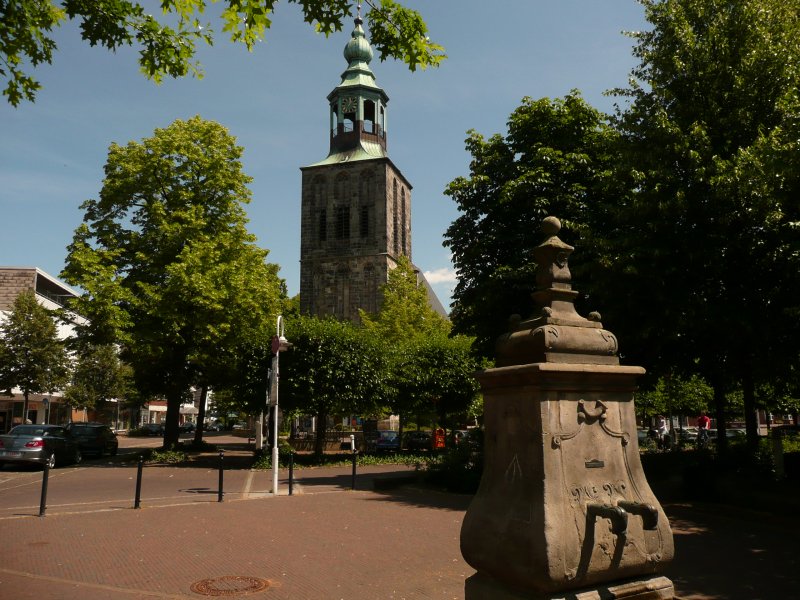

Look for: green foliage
[635,373,713,420]
[443,92,622,357]
[424,441,483,493]
[63,343,133,410]
[358,255,482,425]
[252,448,427,470]
[603,0,800,446]
[394,334,484,427]
[0,289,70,401]
[144,448,188,464]
[280,314,392,454]
[0,0,64,105]
[2,0,443,106]
[61,116,283,447]
[359,255,450,343]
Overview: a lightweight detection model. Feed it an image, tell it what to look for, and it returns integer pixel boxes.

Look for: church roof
[305,140,387,166]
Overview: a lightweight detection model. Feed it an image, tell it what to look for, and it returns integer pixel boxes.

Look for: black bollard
[134,455,144,509]
[288,452,295,496]
[218,449,224,502]
[39,454,52,517]
[351,450,357,490]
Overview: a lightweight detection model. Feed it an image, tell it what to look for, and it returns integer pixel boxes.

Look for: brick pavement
[1,456,798,599]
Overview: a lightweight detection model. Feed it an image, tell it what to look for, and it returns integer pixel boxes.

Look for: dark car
[141,423,164,436]
[179,422,195,433]
[0,424,82,468]
[374,430,401,452]
[66,422,119,457]
[403,430,432,451]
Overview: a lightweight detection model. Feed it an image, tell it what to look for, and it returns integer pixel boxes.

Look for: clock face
[341,96,358,113]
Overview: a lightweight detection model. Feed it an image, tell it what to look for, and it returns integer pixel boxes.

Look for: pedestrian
[697,411,711,449]
[656,415,669,450]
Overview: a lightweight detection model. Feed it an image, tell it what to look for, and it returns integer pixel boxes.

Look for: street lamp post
[270,315,290,495]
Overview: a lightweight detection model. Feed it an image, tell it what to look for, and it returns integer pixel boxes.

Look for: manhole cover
[190,576,271,596]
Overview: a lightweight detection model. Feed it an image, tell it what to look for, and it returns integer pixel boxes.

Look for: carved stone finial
[541,215,561,237]
[494,216,619,366]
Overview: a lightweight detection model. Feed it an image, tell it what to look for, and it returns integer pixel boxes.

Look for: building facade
[299,15,417,322]
[0,267,82,431]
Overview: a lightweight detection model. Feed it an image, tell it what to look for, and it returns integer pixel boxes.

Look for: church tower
[299,14,412,321]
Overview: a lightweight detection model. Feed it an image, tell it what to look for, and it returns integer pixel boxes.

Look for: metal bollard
[351,450,357,490]
[218,449,225,502]
[288,452,294,496]
[134,455,144,509]
[39,455,52,517]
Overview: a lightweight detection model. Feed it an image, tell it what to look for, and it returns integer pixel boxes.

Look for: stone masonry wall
[299,158,411,321]
[0,268,37,311]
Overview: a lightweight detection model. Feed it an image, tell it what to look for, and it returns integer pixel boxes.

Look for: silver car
[0,424,82,468]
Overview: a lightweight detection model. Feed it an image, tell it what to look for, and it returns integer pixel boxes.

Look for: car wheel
[73,449,82,465]
[46,453,56,469]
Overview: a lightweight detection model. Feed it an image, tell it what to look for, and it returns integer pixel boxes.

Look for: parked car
[179,422,195,433]
[0,424,82,468]
[205,421,222,432]
[141,423,164,436]
[375,430,401,452]
[66,422,119,457]
[403,430,432,451]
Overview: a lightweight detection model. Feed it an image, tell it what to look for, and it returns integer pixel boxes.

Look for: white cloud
[423,267,457,284]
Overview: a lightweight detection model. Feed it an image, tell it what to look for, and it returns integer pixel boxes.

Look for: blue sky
[0,1,647,310]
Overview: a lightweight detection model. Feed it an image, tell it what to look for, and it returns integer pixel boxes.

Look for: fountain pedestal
[460,217,674,599]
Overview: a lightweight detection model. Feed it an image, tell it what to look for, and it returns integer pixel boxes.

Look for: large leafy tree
[443,93,622,358]
[280,314,390,456]
[608,0,800,450]
[1,0,444,106]
[0,289,70,422]
[61,116,283,448]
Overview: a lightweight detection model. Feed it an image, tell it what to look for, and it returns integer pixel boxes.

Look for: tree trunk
[193,384,208,445]
[314,409,328,458]
[712,382,728,456]
[22,390,29,424]
[741,367,759,454]
[163,391,182,449]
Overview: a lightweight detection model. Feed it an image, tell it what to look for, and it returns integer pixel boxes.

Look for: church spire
[318,12,389,163]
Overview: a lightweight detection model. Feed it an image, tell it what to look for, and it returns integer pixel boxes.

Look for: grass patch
[143,448,188,464]
[252,449,435,470]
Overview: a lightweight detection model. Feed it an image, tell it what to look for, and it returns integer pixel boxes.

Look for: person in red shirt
[697,411,711,447]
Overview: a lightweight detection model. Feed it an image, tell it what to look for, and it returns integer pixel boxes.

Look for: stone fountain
[460,217,674,599]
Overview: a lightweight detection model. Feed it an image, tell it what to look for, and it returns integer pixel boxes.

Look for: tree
[359,254,450,342]
[635,373,713,423]
[61,116,284,448]
[360,254,481,430]
[609,0,800,451]
[0,289,70,422]
[443,92,622,358]
[280,314,391,456]
[63,343,132,418]
[394,334,483,431]
[1,0,444,106]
